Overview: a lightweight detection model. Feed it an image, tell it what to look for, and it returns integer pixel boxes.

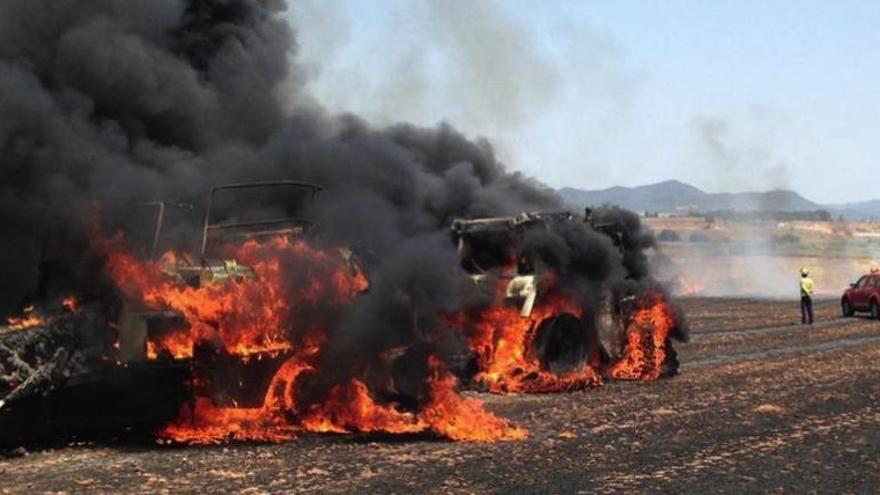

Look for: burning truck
[0,0,688,448]
[0,179,684,446]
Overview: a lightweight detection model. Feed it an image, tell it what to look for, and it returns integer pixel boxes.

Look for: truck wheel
[842,299,854,317]
[532,313,587,374]
[871,300,880,320]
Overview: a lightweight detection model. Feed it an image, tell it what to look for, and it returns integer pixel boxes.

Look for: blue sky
[287,1,880,204]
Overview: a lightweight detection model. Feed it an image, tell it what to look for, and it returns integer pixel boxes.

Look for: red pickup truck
[841,272,880,319]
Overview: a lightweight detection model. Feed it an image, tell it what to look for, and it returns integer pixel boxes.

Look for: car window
[873,277,880,288]
[856,276,869,287]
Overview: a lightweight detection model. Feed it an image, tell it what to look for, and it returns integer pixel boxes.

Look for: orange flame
[146,328,201,360]
[449,279,602,394]
[159,354,523,443]
[609,295,676,381]
[102,236,359,359]
[97,230,523,444]
[158,397,297,444]
[675,276,705,296]
[450,276,679,390]
[61,296,79,313]
[5,305,46,331]
[294,356,525,441]
[418,356,527,441]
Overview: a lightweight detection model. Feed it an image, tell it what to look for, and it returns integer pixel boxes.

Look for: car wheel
[842,299,854,317]
[871,300,880,320]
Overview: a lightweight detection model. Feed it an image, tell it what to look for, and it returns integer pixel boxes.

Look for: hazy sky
[287,1,880,204]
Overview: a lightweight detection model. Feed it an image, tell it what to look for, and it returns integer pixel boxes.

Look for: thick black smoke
[0,1,669,401]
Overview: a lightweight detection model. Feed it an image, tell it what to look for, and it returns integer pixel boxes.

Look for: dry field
[644,217,880,298]
[3,297,880,494]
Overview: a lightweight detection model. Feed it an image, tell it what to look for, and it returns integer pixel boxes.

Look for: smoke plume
[0,0,669,404]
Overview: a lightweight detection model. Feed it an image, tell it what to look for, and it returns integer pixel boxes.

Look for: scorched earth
[3,297,878,494]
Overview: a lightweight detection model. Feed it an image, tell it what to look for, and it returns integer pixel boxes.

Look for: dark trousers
[801,296,813,324]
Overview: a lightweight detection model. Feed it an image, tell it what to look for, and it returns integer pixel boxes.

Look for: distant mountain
[826,200,880,220]
[558,180,823,214]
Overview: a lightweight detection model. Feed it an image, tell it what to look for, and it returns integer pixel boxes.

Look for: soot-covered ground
[2,297,879,494]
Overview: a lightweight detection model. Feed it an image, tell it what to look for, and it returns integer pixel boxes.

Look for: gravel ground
[3,297,879,494]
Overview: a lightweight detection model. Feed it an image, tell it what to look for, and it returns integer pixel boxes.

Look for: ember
[5,306,45,331]
[159,396,296,444]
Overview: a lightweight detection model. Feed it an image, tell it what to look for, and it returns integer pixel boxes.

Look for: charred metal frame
[141,201,195,260]
[199,180,323,261]
[450,211,575,237]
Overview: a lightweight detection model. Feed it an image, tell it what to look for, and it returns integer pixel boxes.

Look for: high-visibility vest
[800,277,815,297]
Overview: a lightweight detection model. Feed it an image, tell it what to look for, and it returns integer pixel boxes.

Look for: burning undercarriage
[0,181,684,446]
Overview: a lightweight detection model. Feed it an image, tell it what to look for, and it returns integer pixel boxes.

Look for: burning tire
[607,293,682,381]
[532,313,584,373]
[388,343,434,409]
[385,330,479,408]
[531,313,608,374]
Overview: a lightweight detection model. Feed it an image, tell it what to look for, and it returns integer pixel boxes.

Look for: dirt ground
[3,297,880,494]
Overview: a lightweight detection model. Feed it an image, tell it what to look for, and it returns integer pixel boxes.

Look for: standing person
[800,268,815,324]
